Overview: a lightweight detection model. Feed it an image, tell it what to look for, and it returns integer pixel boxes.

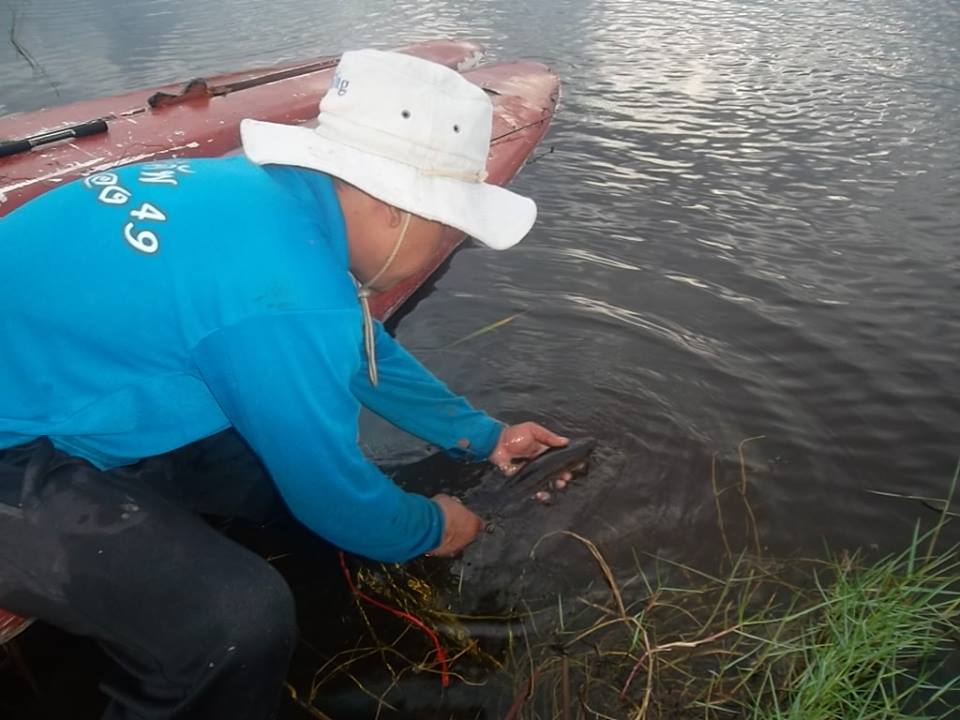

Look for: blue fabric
[0,156,503,561]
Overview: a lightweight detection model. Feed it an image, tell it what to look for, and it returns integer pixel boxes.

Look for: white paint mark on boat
[0,156,106,195]
[457,50,485,72]
[68,142,100,159]
[0,141,200,196]
[67,143,99,159]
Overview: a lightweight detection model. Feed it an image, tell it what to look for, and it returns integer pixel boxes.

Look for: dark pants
[0,433,298,720]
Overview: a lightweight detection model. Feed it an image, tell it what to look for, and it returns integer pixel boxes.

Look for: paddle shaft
[0,118,108,158]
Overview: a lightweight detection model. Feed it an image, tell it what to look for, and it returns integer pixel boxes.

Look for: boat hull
[0,40,484,213]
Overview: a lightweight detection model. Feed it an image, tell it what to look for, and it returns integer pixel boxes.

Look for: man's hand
[489,421,569,476]
[429,494,484,556]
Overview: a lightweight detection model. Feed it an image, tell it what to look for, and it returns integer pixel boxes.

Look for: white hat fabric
[240,49,537,250]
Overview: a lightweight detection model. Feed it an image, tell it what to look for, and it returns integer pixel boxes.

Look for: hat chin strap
[357,212,412,386]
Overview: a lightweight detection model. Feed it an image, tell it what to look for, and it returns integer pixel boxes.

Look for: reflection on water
[2,0,959,715]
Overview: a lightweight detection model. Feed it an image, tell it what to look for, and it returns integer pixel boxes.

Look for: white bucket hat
[240,48,537,250]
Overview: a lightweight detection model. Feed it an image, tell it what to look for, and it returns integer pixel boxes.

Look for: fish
[379,437,600,616]
[438,438,598,611]
[511,437,598,485]
[462,437,598,524]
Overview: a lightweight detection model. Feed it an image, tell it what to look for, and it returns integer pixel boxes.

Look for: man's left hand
[489,421,569,476]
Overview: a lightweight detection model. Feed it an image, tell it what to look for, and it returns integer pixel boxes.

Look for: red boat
[0,42,560,643]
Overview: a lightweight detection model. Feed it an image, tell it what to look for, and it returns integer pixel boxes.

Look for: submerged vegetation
[303,453,960,719]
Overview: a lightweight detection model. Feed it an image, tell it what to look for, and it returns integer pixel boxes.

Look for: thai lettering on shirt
[82,161,194,255]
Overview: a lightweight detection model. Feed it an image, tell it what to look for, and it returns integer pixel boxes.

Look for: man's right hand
[429,494,484,556]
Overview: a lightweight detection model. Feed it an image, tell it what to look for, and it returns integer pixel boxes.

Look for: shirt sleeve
[350,320,504,461]
[190,310,443,563]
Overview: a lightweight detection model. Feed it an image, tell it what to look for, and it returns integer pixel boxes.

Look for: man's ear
[385,203,405,229]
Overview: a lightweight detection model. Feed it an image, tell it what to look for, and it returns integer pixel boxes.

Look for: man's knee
[203,560,298,665]
[138,556,300,690]
[99,560,298,718]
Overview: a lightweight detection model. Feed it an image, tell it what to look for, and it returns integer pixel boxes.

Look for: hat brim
[240,119,536,250]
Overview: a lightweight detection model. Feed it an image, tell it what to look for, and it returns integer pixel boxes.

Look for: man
[0,49,566,718]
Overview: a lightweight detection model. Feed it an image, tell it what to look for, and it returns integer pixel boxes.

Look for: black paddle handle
[0,118,108,159]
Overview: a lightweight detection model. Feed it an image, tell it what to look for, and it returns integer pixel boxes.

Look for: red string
[338,550,450,687]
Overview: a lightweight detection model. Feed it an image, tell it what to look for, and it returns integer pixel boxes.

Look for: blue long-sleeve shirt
[0,156,503,561]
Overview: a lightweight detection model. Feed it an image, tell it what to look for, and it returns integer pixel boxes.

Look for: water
[2,0,959,716]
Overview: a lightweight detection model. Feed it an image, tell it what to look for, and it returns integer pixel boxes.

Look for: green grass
[733,535,960,720]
